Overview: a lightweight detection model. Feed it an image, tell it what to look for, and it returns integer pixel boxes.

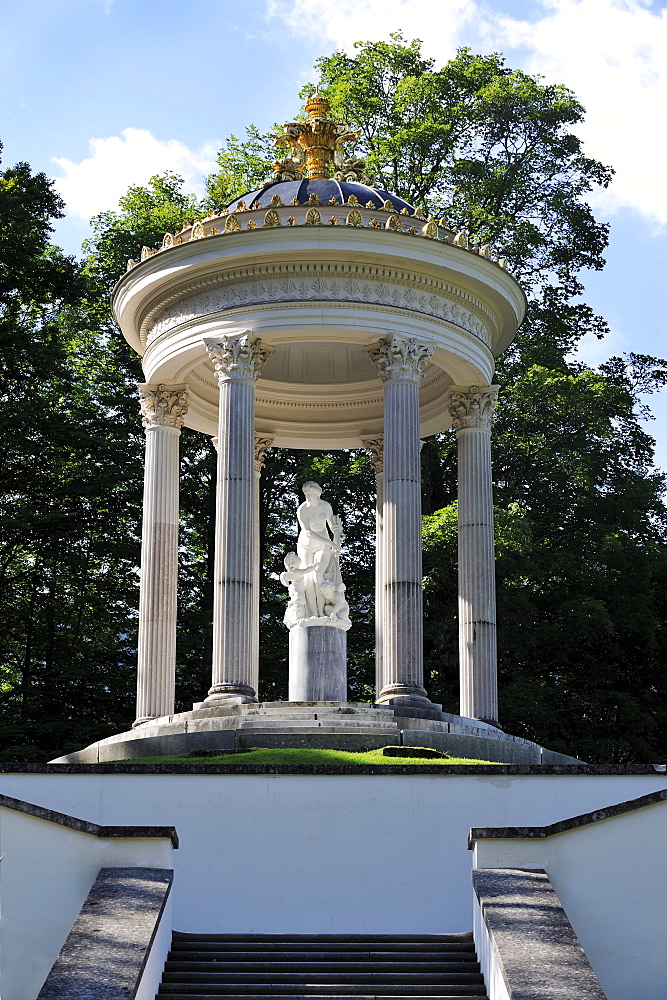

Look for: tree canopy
[1,38,666,764]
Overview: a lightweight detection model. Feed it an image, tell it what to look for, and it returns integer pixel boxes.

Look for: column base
[132,715,159,728]
[377,683,431,708]
[205,682,257,705]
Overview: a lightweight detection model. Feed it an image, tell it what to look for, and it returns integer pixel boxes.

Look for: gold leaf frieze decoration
[422,220,438,239]
[247,220,258,229]
[385,214,402,231]
[400,208,410,215]
[369,219,381,228]
[346,209,363,226]
[328,197,339,205]
[264,209,281,227]
[162,233,174,249]
[307,193,322,205]
[305,208,322,225]
[141,246,150,260]
[290,197,300,206]
[225,214,241,233]
[191,221,205,240]
[329,217,340,225]
[236,200,247,211]
[270,195,283,207]
[287,216,297,225]
[382,199,394,211]
[365,201,375,209]
[347,194,359,205]
[453,230,469,248]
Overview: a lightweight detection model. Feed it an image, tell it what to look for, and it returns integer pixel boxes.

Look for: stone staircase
[156,932,488,998]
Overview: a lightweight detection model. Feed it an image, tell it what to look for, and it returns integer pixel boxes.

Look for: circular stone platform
[51,703,582,766]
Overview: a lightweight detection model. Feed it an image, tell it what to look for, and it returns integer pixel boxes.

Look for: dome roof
[226,178,414,215]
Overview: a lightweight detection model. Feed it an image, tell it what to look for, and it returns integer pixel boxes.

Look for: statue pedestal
[288,623,347,702]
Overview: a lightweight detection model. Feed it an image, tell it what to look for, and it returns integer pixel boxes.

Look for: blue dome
[226,178,414,214]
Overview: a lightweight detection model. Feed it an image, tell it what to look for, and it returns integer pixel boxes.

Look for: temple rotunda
[60,95,572,764]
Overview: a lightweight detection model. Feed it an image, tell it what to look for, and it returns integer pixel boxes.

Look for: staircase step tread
[172,935,473,944]
[167,947,475,967]
[160,979,483,987]
[157,992,487,998]
[166,962,479,970]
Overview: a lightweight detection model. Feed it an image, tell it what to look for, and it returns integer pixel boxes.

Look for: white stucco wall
[473,799,667,1000]
[0,806,173,1000]
[1,772,665,937]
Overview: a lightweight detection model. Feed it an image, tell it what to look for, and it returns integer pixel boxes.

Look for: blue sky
[3,0,667,464]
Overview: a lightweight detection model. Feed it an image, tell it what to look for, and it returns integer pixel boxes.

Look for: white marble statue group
[280,482,351,630]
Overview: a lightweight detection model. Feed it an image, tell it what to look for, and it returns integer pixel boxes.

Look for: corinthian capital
[361,435,384,475]
[205,333,273,384]
[448,385,499,431]
[366,334,433,383]
[138,383,189,429]
[254,435,274,472]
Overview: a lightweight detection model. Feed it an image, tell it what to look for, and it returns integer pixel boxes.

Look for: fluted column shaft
[253,436,274,697]
[135,383,188,726]
[368,336,433,706]
[206,334,272,703]
[362,437,384,700]
[449,385,499,725]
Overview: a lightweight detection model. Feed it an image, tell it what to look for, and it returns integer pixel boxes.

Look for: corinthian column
[253,435,274,696]
[135,383,188,726]
[205,333,272,703]
[368,335,434,706]
[361,436,384,701]
[448,385,500,725]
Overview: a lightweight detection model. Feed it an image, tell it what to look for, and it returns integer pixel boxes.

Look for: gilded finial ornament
[273,94,368,183]
[270,195,283,207]
[347,195,359,205]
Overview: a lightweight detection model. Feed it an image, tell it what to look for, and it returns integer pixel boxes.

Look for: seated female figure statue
[294,482,348,623]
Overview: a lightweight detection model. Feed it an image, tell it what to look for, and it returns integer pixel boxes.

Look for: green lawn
[112,747,498,766]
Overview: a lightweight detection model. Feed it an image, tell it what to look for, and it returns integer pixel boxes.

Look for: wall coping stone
[472,868,607,1000]
[0,763,665,776]
[37,867,173,999]
[468,787,667,848]
[0,793,179,847]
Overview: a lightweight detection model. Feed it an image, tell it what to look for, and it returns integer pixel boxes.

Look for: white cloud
[486,0,667,227]
[268,0,667,226]
[52,128,218,219]
[266,0,477,58]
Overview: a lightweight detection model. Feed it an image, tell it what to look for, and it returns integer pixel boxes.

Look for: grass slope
[116,747,498,766]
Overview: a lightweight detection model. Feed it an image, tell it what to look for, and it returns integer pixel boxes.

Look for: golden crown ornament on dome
[272,95,369,184]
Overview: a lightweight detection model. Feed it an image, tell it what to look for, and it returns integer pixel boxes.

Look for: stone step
[157,989,487,997]
[238,720,399,732]
[161,975,484,986]
[167,954,477,964]
[171,934,474,946]
[159,995,487,1000]
[165,964,481,975]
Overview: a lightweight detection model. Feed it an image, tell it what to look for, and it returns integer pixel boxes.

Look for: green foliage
[205,126,276,209]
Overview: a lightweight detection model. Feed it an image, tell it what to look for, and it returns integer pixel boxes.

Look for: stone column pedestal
[134,383,188,727]
[449,385,500,726]
[288,625,347,702]
[368,335,433,707]
[205,334,272,704]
